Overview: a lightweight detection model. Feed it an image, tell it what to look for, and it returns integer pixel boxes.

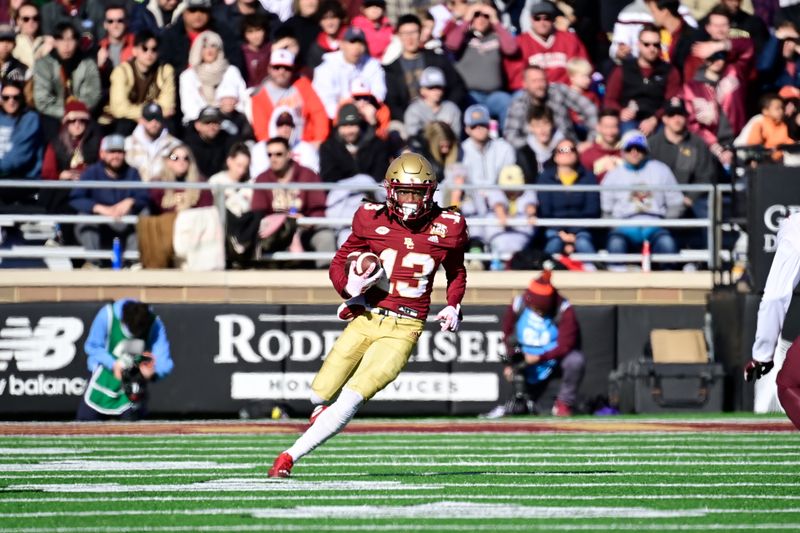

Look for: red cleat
[551,399,573,417]
[268,452,294,478]
[309,404,329,425]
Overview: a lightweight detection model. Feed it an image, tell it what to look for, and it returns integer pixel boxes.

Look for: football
[346,252,381,275]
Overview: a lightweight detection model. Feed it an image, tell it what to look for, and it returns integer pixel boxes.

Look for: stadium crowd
[0,0,798,270]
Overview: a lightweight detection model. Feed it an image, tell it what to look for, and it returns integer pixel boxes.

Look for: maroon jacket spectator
[682,6,754,84]
[580,109,623,183]
[240,13,272,87]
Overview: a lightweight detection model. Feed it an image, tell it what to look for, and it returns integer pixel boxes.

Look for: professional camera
[118,352,152,404]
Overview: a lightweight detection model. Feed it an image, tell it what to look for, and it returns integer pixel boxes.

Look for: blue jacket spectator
[0,81,42,210]
[69,158,149,215]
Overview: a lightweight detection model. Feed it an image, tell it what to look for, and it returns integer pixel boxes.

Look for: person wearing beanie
[484,269,586,418]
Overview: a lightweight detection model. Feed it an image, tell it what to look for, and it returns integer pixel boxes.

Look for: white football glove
[344,261,384,297]
[436,304,461,332]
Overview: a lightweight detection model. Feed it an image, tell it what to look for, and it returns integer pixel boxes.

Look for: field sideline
[0,417,798,532]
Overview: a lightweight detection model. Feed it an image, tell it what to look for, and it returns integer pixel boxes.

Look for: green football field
[0,417,798,532]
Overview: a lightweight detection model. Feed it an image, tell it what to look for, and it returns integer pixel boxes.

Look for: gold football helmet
[384,152,437,222]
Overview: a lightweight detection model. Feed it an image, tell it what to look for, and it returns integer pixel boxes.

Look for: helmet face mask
[384,153,437,223]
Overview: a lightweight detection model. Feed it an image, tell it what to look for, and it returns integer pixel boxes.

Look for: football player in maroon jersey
[268,152,469,477]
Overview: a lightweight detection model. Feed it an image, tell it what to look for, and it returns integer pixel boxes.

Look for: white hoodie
[312,50,387,119]
[249,105,320,177]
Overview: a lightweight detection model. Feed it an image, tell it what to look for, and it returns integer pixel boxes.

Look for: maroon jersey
[330,202,469,321]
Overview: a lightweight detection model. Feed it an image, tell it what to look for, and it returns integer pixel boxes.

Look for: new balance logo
[0,317,84,371]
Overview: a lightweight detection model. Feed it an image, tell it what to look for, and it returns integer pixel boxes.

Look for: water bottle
[641,240,651,273]
[112,237,122,270]
[490,253,504,271]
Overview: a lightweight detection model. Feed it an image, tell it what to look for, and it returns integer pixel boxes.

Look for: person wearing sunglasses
[96,4,135,77]
[39,99,100,222]
[603,24,680,137]
[12,3,50,69]
[0,80,42,212]
[601,130,683,271]
[506,1,589,91]
[0,23,28,86]
[149,144,212,214]
[105,30,176,135]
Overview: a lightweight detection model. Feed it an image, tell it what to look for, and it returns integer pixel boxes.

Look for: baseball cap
[621,130,649,152]
[185,0,212,10]
[197,106,223,123]
[350,78,372,98]
[101,134,126,152]
[780,86,800,101]
[420,66,446,89]
[530,1,559,18]
[464,104,491,128]
[363,0,386,6]
[343,26,367,44]
[498,165,525,187]
[0,24,15,41]
[663,97,687,116]
[337,103,361,126]
[142,102,163,121]
[707,50,727,63]
[270,48,295,67]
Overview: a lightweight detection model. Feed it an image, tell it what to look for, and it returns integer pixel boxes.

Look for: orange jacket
[251,76,330,143]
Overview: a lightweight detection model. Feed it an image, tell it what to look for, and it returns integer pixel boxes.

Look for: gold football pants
[311,311,425,401]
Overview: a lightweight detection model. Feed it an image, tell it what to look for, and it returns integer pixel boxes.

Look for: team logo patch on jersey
[404,237,414,250]
[375,226,390,235]
[428,235,440,243]
[429,223,447,238]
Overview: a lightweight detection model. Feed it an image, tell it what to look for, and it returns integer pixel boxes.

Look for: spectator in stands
[241,14,273,88]
[384,14,466,121]
[351,0,393,59]
[40,0,94,51]
[306,0,346,70]
[453,104,515,229]
[644,0,697,66]
[504,65,597,150]
[250,106,320,176]
[149,144,213,214]
[184,106,237,177]
[210,142,261,264]
[682,5,754,83]
[12,3,50,70]
[69,134,150,265]
[483,164,538,260]
[0,23,28,85]
[217,83,255,143]
[40,99,100,217]
[516,105,564,181]
[312,25,386,120]
[282,0,321,68]
[0,80,42,212]
[404,66,462,139]
[96,4,135,79]
[319,103,389,183]
[743,93,795,161]
[649,97,717,216]
[486,270,585,417]
[179,30,249,125]
[124,102,182,183]
[105,31,175,136]
[444,0,517,129]
[129,0,185,37]
[251,136,335,265]
[537,138,600,257]
[683,50,746,168]
[601,130,684,269]
[566,58,601,129]
[507,1,589,91]
[214,0,278,48]
[159,0,244,76]
[717,0,769,51]
[411,120,462,185]
[604,24,681,136]
[347,78,391,141]
[77,299,173,420]
[758,21,800,92]
[580,109,623,183]
[251,48,329,144]
[33,22,101,140]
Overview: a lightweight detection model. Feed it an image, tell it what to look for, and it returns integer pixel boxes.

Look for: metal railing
[0,180,719,268]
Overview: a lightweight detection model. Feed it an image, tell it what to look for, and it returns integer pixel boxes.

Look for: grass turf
[0,418,799,532]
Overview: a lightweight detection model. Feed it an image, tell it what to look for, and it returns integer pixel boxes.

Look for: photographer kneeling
[77,299,173,421]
